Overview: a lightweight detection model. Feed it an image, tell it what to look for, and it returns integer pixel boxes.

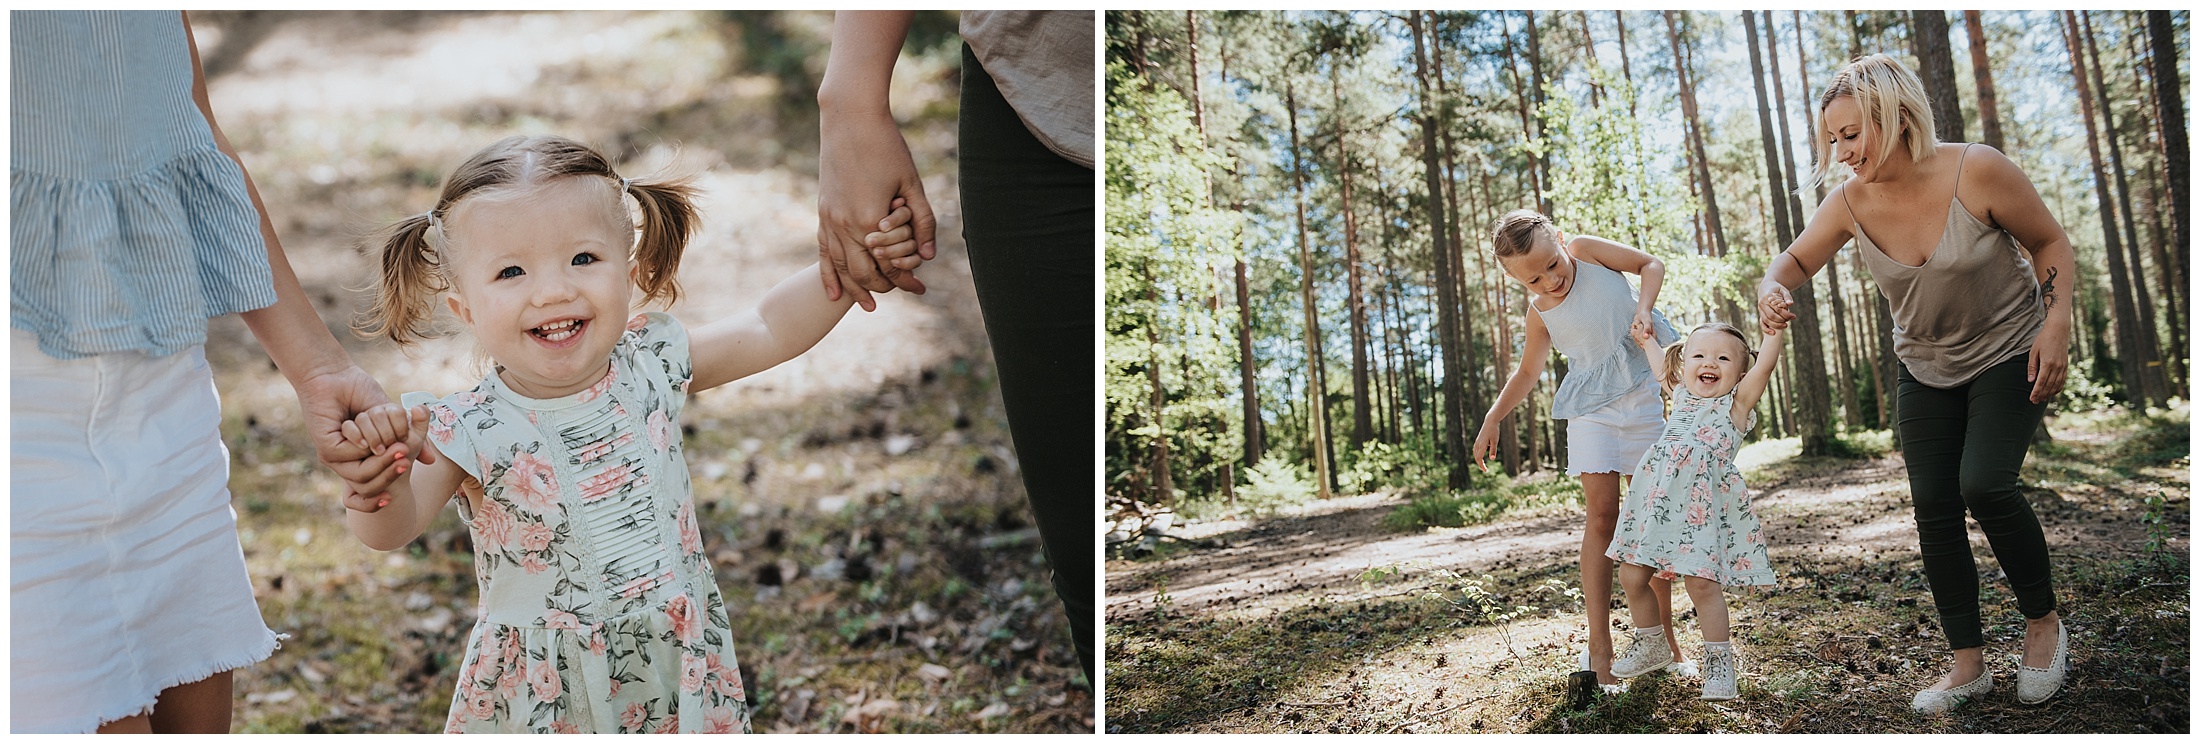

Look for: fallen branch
[2119,581,2183,598]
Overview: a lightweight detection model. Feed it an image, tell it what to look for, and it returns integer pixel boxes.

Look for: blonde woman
[1756,54,2074,714]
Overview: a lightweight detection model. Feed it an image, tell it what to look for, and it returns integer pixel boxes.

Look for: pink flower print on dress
[577,366,617,404]
[574,432,635,465]
[667,594,702,644]
[551,721,580,734]
[703,703,740,733]
[654,716,679,734]
[529,660,561,702]
[648,409,671,453]
[628,314,650,332]
[504,451,561,513]
[588,627,607,657]
[1646,486,1667,507]
[1689,480,1712,504]
[681,653,707,693]
[519,521,555,552]
[497,664,522,700]
[1678,542,1693,555]
[1686,501,1709,527]
[677,501,702,557]
[1693,426,1720,447]
[622,702,650,732]
[579,464,635,501]
[544,608,581,630]
[1733,556,1753,571]
[466,684,497,722]
[521,554,550,575]
[710,655,743,700]
[431,406,459,445]
[474,499,514,551]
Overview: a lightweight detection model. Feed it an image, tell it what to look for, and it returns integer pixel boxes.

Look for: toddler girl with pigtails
[336,135,922,733]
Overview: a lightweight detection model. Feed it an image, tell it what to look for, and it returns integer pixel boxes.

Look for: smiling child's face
[1497,230,1576,300]
[1679,329,1750,398]
[442,176,636,399]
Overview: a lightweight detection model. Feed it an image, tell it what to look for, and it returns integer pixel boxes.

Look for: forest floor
[1105,404,2188,734]
[186,11,1086,733]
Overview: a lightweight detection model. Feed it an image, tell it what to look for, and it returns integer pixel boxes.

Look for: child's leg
[1650,576,1686,662]
[1683,576,1730,642]
[1580,472,1623,682]
[1619,563,1660,629]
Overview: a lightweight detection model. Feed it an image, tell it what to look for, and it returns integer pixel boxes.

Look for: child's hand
[339,404,429,512]
[863,197,924,273]
[1633,320,1659,348]
[1629,308,1654,342]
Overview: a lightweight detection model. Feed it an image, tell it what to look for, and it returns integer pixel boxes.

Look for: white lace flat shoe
[1700,645,1738,700]
[1910,669,1993,715]
[2016,619,2069,704]
[1611,631,1675,678]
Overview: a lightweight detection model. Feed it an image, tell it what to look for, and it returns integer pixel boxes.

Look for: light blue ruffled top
[11,10,276,359]
[1534,257,1679,420]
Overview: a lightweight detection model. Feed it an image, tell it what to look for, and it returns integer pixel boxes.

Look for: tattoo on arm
[2040,267,2059,311]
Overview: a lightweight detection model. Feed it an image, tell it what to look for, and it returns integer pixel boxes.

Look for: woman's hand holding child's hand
[339,403,430,513]
[1629,309,1654,344]
[1755,283,1796,335]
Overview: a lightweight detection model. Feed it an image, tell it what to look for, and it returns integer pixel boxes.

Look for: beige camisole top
[1849,145,2045,388]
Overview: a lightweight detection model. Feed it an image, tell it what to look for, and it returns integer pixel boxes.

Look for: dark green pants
[1896,356,2058,650]
[958,44,1094,677]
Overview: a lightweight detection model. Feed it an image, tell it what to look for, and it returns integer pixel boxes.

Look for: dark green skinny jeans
[958,44,1094,677]
[1896,356,2058,650]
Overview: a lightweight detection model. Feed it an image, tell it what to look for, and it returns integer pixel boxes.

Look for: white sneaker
[1700,644,1738,700]
[1911,669,1993,715]
[2016,618,2069,704]
[1611,629,1675,678]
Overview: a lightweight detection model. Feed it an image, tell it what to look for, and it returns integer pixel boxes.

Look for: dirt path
[1105,410,2188,734]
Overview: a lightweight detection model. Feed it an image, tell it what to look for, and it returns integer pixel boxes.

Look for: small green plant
[1239,452,1317,515]
[1426,569,1539,658]
[1150,575,1175,618]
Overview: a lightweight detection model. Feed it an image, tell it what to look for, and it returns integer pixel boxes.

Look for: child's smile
[442,177,636,399]
[1680,330,1749,398]
[1498,232,1577,302]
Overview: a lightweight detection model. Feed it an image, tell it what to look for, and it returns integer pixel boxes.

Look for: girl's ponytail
[358,211,448,346]
[625,176,699,308]
[1660,340,1686,389]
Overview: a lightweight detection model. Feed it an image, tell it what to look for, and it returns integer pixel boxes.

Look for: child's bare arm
[346,438,465,552]
[1731,328,1786,419]
[1568,235,1665,336]
[1472,310,1550,467]
[687,264,859,393]
[1636,322,1673,395]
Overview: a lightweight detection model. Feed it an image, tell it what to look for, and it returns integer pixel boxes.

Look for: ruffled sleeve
[620,311,692,403]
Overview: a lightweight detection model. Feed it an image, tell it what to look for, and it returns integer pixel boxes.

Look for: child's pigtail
[357,212,448,346]
[1661,340,1686,389]
[625,176,700,308]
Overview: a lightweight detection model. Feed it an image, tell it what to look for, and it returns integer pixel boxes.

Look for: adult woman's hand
[2027,320,2071,404]
[817,10,936,313]
[1755,280,1796,335]
[817,109,935,311]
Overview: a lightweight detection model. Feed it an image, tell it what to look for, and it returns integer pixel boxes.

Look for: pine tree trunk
[1964,11,2004,150]
[1615,11,1637,119]
[2146,11,2188,296]
[2081,11,2167,407]
[2060,11,2147,407]
[1287,83,1334,498]
[1525,10,1552,215]
[1335,75,1375,448]
[1665,11,1727,257]
[1409,11,1471,488]
[2131,28,2186,385]
[1432,21,1484,428]
[1910,11,1966,142]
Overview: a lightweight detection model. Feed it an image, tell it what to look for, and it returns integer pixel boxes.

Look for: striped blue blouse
[11,10,276,359]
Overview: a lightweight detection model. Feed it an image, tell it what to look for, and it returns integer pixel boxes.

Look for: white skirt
[11,329,281,733]
[1564,379,1666,477]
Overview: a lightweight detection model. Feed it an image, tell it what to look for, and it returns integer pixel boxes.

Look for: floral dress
[404,313,750,734]
[1605,388,1775,587]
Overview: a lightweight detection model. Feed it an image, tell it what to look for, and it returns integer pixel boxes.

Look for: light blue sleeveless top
[1534,258,1678,419]
[11,10,276,359]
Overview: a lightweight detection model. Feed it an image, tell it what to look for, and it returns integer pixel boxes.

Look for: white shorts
[11,329,280,733]
[1564,379,1666,477]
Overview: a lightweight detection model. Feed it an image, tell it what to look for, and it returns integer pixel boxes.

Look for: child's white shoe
[1700,642,1738,700]
[1611,626,1675,678]
[1910,669,1992,714]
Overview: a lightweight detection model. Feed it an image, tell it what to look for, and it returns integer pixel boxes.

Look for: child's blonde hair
[1489,208,1559,258]
[359,135,699,345]
[1800,53,1939,196]
[1660,322,1757,388]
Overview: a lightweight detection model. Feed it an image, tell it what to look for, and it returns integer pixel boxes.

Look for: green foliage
[1239,452,1318,515]
[1104,62,1246,503]
[1384,473,1584,530]
[1536,71,1694,260]
[1338,437,1447,496]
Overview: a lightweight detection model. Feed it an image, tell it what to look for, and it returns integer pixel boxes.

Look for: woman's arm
[686,263,858,393]
[1966,146,2077,404]
[1756,189,1859,334]
[1732,328,1786,422]
[817,10,934,311]
[183,12,413,509]
[1471,310,1551,467]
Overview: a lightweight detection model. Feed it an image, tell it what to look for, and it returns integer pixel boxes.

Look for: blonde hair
[1800,53,1940,196]
[1489,208,1559,258]
[1660,322,1757,388]
[358,135,699,345]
